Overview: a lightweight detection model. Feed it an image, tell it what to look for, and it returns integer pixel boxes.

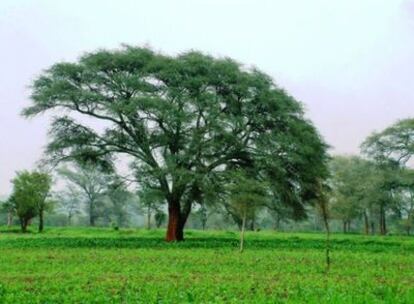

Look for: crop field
[0,228,413,303]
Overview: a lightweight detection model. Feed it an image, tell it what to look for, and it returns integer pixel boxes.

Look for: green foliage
[9,171,52,232]
[329,156,373,222]
[360,118,414,235]
[329,155,406,234]
[154,209,166,228]
[389,168,414,234]
[362,118,414,165]
[225,170,269,216]
[55,186,82,225]
[0,228,413,303]
[222,170,269,229]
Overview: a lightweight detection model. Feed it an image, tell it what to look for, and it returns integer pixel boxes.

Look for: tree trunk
[147,205,151,230]
[273,215,280,230]
[20,218,28,233]
[249,210,255,231]
[379,205,386,235]
[89,200,95,226]
[200,204,207,230]
[320,204,331,271]
[236,220,242,231]
[117,214,123,228]
[347,220,351,233]
[166,199,184,242]
[363,211,369,235]
[90,215,95,226]
[240,209,247,253]
[370,221,375,235]
[7,211,13,227]
[38,209,44,233]
[379,210,383,235]
[343,220,347,233]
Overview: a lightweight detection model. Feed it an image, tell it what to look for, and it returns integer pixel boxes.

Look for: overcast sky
[1,0,414,194]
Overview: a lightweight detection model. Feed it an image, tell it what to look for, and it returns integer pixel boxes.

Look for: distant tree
[329,156,368,233]
[10,171,52,232]
[1,200,15,227]
[361,120,413,235]
[56,186,82,225]
[329,155,401,235]
[154,210,167,228]
[193,203,208,230]
[265,202,293,230]
[24,46,328,241]
[106,180,133,227]
[361,118,414,166]
[57,163,114,226]
[390,168,414,235]
[137,186,165,229]
[373,163,401,235]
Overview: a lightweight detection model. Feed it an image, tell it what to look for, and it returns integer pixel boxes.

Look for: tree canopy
[361,118,414,166]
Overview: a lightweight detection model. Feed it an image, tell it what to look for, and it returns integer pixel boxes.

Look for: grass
[0,227,413,303]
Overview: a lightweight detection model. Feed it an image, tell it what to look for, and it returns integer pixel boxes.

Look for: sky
[1,0,414,194]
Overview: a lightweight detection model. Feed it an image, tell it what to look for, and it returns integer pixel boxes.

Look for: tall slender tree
[225,170,269,252]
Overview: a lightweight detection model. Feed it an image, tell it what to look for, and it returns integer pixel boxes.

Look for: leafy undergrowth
[0,228,413,303]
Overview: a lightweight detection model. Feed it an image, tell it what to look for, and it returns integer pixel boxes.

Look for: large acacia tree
[24,46,328,241]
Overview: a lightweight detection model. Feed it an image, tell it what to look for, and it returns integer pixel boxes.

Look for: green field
[0,228,413,303]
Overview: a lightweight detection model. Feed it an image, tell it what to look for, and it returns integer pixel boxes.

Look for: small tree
[225,170,269,252]
[10,171,52,232]
[56,186,82,225]
[1,200,15,227]
[329,156,368,233]
[193,203,208,230]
